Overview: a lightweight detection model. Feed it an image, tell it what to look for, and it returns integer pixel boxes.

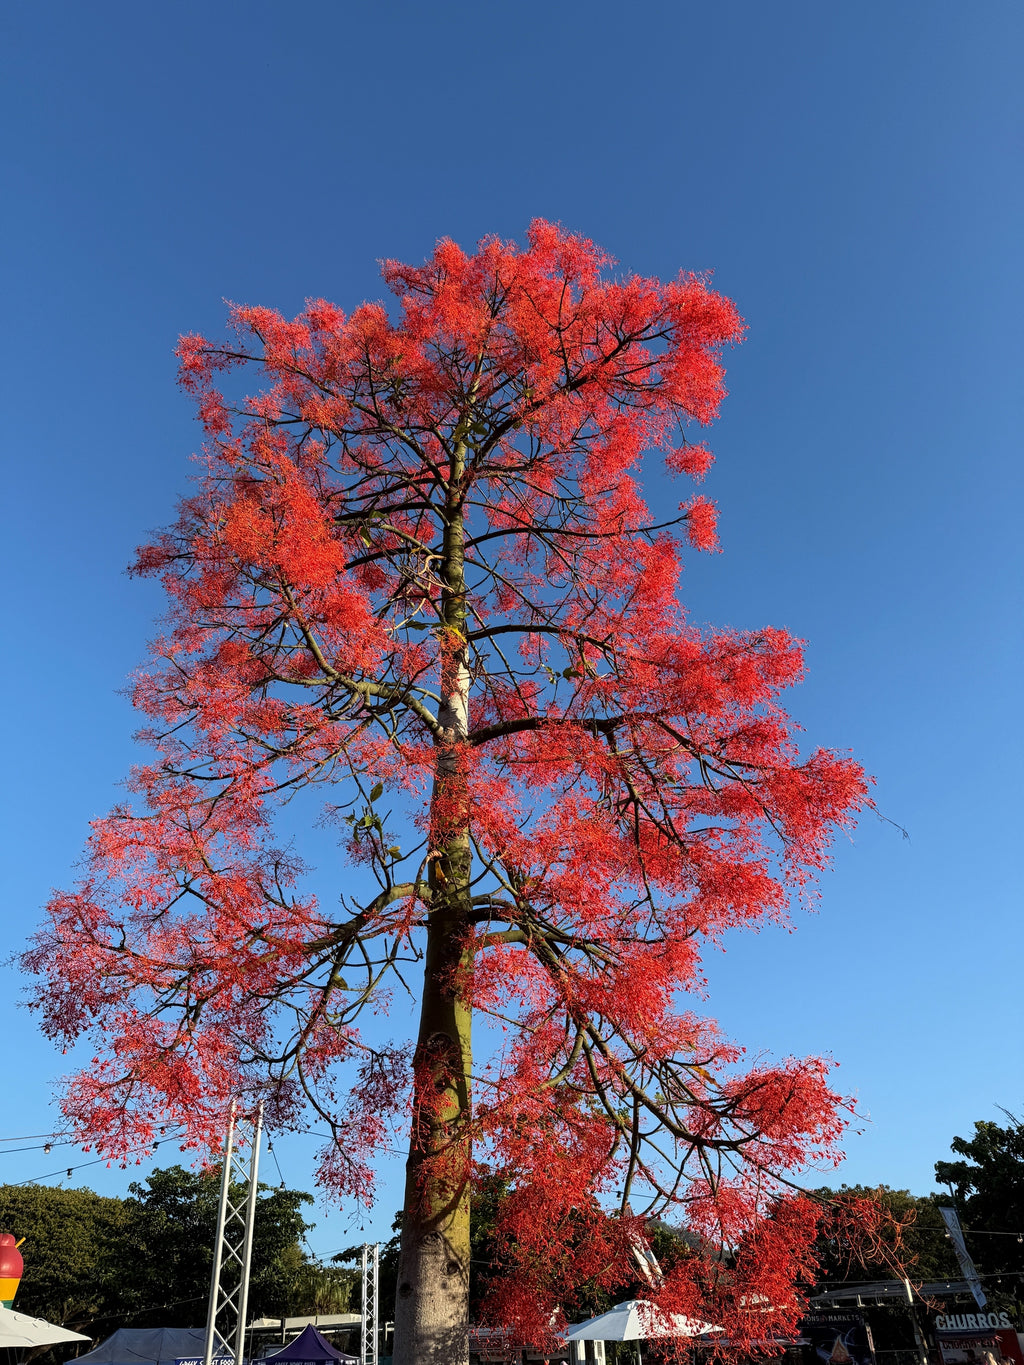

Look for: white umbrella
[0,1303,91,1348]
[565,1299,720,1342]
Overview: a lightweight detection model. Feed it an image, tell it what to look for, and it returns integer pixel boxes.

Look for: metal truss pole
[360,1242,379,1365]
[203,1101,265,1365]
[233,1104,263,1365]
[203,1102,236,1365]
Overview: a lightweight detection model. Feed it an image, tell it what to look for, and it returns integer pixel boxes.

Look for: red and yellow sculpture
[0,1233,24,1308]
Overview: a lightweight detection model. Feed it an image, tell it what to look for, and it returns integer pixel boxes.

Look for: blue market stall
[75,1329,224,1365]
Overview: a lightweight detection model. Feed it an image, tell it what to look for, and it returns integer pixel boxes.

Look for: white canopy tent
[565,1299,720,1342]
[0,1303,90,1349]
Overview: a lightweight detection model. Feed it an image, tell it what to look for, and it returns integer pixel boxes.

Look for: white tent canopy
[0,1303,90,1349]
[565,1299,720,1342]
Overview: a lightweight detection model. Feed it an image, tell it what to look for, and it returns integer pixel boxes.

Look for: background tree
[333,1215,403,1338]
[0,1184,126,1334]
[115,1165,314,1327]
[27,222,873,1363]
[282,1259,359,1316]
[935,1113,1024,1313]
[811,1185,958,1289]
[0,1167,327,1347]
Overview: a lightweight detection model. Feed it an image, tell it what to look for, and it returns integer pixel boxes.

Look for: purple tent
[265,1325,358,1365]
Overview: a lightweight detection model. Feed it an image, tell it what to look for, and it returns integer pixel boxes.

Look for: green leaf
[369,781,384,802]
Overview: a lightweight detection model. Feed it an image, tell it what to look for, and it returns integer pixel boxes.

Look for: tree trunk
[391,900,472,1364]
[393,446,473,1365]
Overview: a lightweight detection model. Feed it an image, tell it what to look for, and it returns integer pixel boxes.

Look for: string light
[0,1138,74,1156]
[0,1134,67,1144]
[10,1128,188,1188]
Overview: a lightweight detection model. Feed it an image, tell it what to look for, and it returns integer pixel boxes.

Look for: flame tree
[28,223,871,1363]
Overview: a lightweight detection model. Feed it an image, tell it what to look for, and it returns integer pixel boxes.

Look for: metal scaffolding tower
[203,1101,264,1365]
[360,1242,379,1365]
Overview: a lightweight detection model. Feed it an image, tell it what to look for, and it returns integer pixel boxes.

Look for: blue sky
[1,1,1020,1259]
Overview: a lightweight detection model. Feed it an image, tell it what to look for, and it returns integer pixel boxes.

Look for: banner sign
[803,1311,876,1365]
[939,1208,987,1309]
[938,1316,1016,1333]
[935,1314,1024,1365]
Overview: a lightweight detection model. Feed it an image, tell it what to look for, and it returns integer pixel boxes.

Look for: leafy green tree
[0,1183,127,1332]
[811,1184,959,1287]
[333,1215,403,1331]
[935,1113,1024,1311]
[115,1165,314,1326]
[0,1165,325,1346]
[283,1258,359,1315]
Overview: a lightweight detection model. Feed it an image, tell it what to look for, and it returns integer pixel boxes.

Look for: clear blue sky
[1,1,1020,1259]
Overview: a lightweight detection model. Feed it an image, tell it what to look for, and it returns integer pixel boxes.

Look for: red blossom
[684,494,720,550]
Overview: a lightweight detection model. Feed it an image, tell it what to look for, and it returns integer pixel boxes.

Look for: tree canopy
[811,1184,959,1287]
[115,1165,318,1328]
[0,1183,126,1334]
[28,222,873,1362]
[0,1166,349,1345]
[935,1113,1024,1312]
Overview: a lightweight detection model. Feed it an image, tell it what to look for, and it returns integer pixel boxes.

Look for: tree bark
[393,444,473,1365]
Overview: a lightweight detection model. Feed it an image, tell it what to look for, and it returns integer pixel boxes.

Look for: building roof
[810,1281,972,1304]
